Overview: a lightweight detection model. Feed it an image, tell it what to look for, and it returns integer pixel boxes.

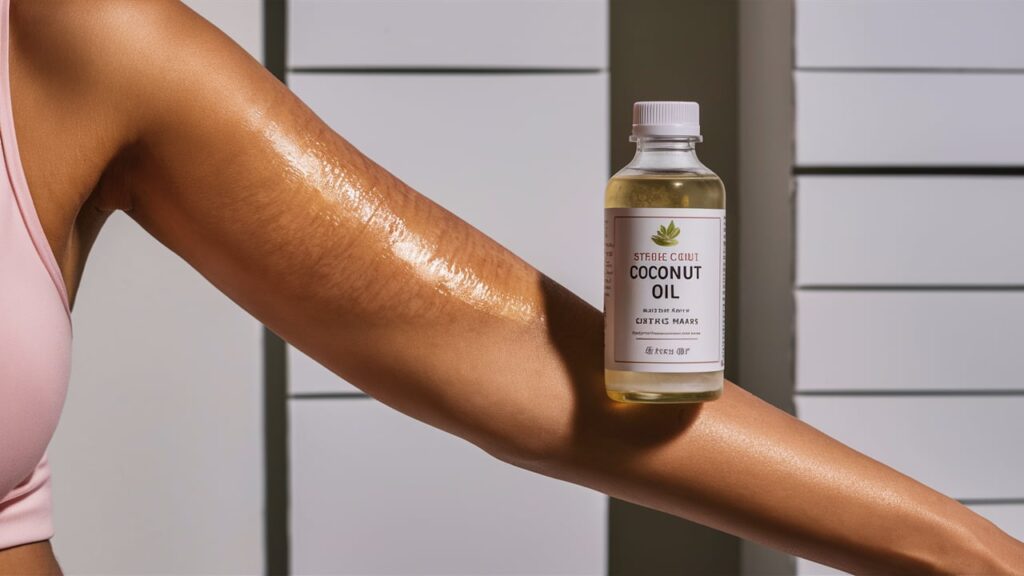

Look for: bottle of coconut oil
[604,101,725,403]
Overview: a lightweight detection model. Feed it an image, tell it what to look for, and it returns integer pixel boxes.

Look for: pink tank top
[0,0,73,551]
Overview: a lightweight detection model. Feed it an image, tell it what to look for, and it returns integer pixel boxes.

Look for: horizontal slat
[288,0,608,69]
[796,503,1024,575]
[289,399,606,575]
[795,396,1024,500]
[796,176,1024,286]
[795,72,1024,166]
[286,72,607,393]
[797,291,1024,392]
[796,0,1024,70]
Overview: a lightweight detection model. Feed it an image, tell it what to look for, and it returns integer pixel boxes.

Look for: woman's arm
[57,1,1024,572]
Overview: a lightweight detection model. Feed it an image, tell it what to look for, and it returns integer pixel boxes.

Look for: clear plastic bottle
[604,102,726,403]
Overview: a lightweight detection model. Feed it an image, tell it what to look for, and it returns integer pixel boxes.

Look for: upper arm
[70,0,587,461]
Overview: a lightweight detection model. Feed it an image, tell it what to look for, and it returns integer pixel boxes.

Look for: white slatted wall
[794,1,1024,574]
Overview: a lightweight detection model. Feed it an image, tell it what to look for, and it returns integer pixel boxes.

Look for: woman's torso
[1,0,119,569]
[0,0,73,555]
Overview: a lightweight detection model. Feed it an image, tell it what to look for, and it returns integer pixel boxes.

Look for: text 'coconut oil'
[604,101,725,403]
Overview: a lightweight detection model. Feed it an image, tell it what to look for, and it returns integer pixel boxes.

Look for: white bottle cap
[631,101,700,139]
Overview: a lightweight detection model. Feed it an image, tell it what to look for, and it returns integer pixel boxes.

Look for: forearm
[507,278,1024,573]
[274,219,1022,573]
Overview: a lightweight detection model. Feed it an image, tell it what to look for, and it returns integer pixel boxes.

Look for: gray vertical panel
[48,2,265,573]
[261,0,289,573]
[738,0,797,572]
[609,0,742,574]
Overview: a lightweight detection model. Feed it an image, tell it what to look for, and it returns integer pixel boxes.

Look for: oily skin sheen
[3,1,1024,573]
[249,112,541,325]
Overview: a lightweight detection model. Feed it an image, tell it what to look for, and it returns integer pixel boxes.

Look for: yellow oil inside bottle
[605,173,725,403]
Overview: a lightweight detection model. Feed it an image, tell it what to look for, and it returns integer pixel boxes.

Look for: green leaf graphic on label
[651,220,680,246]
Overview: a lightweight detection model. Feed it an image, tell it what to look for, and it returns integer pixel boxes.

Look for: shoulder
[10,0,268,140]
[12,0,211,55]
[6,0,282,292]
[9,0,282,206]
[11,0,200,74]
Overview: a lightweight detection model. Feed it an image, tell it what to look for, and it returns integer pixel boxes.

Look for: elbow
[479,433,558,477]
[473,402,587,477]
[477,424,572,479]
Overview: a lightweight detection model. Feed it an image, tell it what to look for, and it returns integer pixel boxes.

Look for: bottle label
[604,207,725,373]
